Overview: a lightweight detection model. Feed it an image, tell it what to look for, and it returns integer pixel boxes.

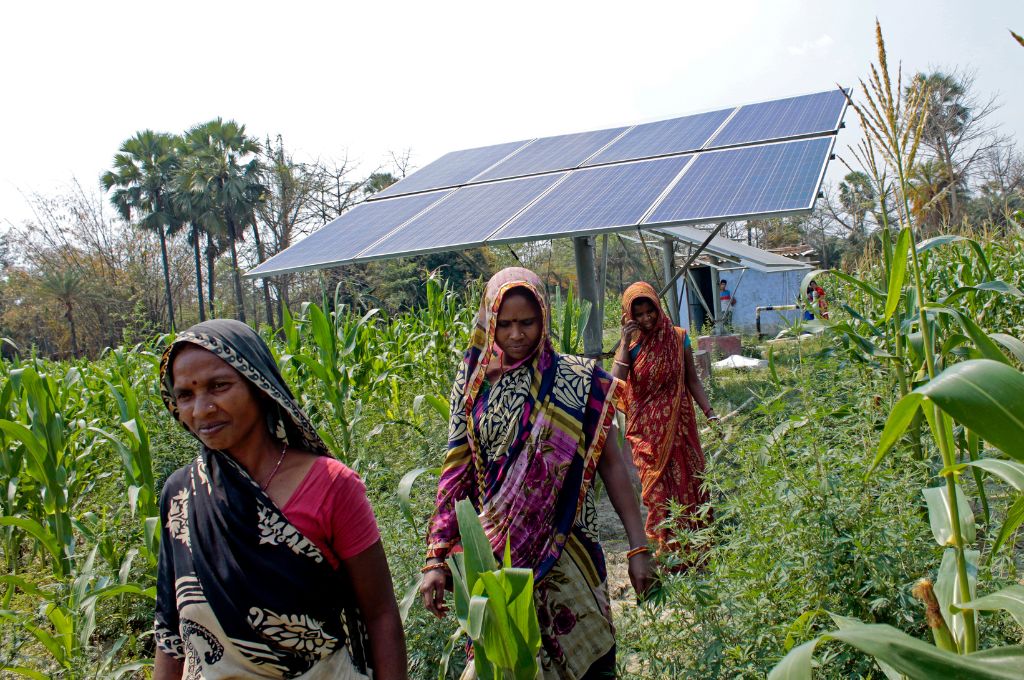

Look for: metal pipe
[597,234,609,335]
[755,304,799,339]
[573,236,603,357]
[661,236,680,325]
[710,257,723,335]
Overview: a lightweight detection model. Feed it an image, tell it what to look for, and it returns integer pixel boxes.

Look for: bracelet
[626,546,651,559]
[420,562,450,574]
[613,359,630,368]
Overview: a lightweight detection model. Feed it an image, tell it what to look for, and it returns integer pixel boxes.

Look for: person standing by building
[718,279,736,326]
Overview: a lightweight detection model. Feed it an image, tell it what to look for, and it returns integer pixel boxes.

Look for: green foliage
[444,500,541,680]
[768,21,1024,677]
[549,285,591,355]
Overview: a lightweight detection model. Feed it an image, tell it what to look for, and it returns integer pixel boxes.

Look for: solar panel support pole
[573,236,603,357]
[657,221,729,300]
[661,236,680,326]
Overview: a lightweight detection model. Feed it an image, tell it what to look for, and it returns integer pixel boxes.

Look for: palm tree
[39,268,86,357]
[169,177,210,322]
[101,130,179,330]
[179,119,266,323]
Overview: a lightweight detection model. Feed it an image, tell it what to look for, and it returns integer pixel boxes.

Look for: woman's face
[170,345,267,453]
[495,290,543,363]
[631,299,659,333]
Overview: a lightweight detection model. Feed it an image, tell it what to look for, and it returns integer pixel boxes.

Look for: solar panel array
[248,88,846,278]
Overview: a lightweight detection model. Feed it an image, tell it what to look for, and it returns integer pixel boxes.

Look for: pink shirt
[281,456,381,570]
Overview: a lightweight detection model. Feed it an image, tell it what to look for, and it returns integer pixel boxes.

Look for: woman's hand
[621,319,639,346]
[419,565,449,618]
[628,551,655,598]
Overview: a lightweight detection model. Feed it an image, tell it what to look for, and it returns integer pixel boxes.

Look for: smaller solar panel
[246,190,451,277]
[360,174,564,259]
[645,137,832,224]
[474,127,628,182]
[584,108,733,166]
[495,155,692,242]
[373,139,530,199]
[708,90,845,148]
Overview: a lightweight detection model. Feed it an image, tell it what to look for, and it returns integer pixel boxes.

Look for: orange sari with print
[621,282,710,552]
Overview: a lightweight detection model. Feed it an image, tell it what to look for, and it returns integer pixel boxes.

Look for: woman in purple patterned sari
[420,268,653,679]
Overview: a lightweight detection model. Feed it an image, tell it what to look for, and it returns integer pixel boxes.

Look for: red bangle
[626,546,651,559]
[420,562,450,574]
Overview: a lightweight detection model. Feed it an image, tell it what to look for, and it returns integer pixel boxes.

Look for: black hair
[720,278,727,285]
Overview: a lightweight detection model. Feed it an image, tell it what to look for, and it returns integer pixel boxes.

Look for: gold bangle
[420,562,450,574]
[626,546,651,559]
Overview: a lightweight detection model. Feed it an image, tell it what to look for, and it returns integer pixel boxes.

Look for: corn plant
[277,296,394,461]
[0,363,103,578]
[550,285,591,356]
[88,346,162,569]
[0,545,154,679]
[771,22,1024,676]
[439,499,541,680]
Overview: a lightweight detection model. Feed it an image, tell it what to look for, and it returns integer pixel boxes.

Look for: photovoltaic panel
[708,90,846,148]
[373,139,530,199]
[246,190,450,277]
[645,136,832,224]
[495,155,692,242]
[474,126,628,182]
[360,174,564,259]
[584,108,733,166]
[248,89,846,278]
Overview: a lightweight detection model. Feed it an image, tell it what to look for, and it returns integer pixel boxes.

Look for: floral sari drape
[621,283,710,550]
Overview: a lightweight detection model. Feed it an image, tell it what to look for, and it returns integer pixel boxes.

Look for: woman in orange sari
[610,282,716,554]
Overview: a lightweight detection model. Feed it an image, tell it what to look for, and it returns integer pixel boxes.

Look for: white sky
[2,1,1023,229]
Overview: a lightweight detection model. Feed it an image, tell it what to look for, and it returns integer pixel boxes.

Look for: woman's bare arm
[343,541,409,680]
[597,424,654,596]
[683,346,714,419]
[154,649,183,680]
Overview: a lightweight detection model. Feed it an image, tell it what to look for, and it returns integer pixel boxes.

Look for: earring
[266,403,288,442]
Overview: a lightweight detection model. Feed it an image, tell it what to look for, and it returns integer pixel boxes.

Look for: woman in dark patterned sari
[419,268,653,679]
[154,319,407,679]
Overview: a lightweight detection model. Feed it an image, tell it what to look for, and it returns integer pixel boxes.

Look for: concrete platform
[698,334,742,359]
